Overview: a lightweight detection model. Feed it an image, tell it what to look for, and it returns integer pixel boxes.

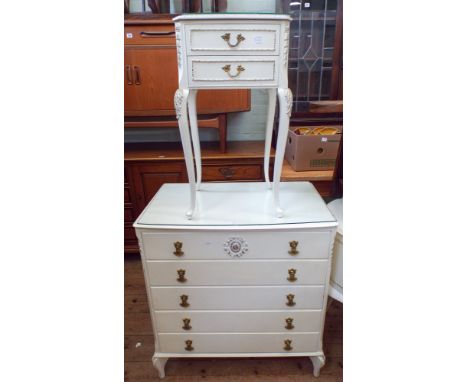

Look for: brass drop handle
[283,339,293,351]
[221,32,245,47]
[287,268,297,282]
[285,317,294,330]
[182,318,192,330]
[222,64,245,78]
[177,269,187,282]
[286,294,296,307]
[185,340,194,351]
[289,241,299,256]
[173,241,184,256]
[180,294,190,307]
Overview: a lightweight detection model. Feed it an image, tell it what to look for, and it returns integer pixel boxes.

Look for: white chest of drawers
[134,182,337,378]
[173,14,292,219]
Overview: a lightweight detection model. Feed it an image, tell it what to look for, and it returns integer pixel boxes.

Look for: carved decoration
[174,89,184,119]
[285,88,293,117]
[223,237,248,258]
[175,26,182,69]
[283,24,290,67]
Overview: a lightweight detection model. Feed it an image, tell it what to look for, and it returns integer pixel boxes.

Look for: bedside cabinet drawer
[150,285,324,310]
[155,310,322,333]
[140,230,333,260]
[189,57,278,88]
[158,332,320,354]
[185,24,280,55]
[146,260,328,286]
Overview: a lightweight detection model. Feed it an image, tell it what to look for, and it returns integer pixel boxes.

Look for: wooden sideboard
[124,14,251,152]
[125,141,335,253]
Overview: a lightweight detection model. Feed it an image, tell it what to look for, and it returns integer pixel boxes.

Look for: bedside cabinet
[134,181,337,378]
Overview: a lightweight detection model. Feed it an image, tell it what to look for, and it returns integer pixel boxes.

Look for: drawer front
[141,230,332,260]
[202,164,262,181]
[146,260,328,286]
[158,332,320,354]
[188,57,278,88]
[185,24,280,55]
[124,25,176,46]
[151,286,324,310]
[155,310,322,333]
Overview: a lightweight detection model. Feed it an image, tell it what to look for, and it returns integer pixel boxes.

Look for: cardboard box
[285,125,342,171]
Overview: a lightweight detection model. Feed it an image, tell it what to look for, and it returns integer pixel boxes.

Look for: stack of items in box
[285,125,342,171]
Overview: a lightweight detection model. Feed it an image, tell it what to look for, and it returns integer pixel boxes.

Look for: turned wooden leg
[187,90,202,191]
[152,355,168,379]
[310,354,326,377]
[175,88,196,219]
[273,88,292,217]
[264,88,277,188]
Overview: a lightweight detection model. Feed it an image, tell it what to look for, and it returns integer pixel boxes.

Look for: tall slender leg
[187,89,202,191]
[152,355,168,379]
[264,88,277,188]
[273,88,292,217]
[310,354,326,377]
[175,88,196,219]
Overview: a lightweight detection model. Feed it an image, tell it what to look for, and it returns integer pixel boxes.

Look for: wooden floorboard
[124,255,343,381]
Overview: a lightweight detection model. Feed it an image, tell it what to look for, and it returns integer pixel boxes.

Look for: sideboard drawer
[202,164,262,181]
[155,310,322,333]
[158,332,320,354]
[189,57,278,88]
[185,24,280,55]
[151,285,324,310]
[141,230,333,260]
[124,25,176,46]
[147,260,328,286]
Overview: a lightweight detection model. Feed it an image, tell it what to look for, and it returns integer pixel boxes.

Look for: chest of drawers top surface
[134,181,336,228]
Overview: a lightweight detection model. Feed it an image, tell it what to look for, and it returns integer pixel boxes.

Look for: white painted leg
[152,355,168,379]
[273,88,292,217]
[175,88,196,219]
[310,354,326,377]
[264,88,277,189]
[188,89,202,191]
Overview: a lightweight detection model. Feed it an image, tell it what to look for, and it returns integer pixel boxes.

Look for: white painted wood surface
[158,332,320,354]
[154,310,323,333]
[146,260,329,286]
[173,15,292,217]
[134,182,337,227]
[150,285,325,310]
[141,229,333,260]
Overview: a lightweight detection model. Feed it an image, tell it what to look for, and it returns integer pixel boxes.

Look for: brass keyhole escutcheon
[288,241,299,255]
[177,269,187,282]
[285,318,294,330]
[173,241,184,256]
[283,339,293,351]
[185,340,194,351]
[286,294,296,307]
[220,32,245,47]
[180,294,190,307]
[182,318,192,330]
[287,268,297,282]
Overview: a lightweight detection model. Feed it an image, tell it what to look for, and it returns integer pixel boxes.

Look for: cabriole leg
[310,354,326,377]
[175,88,196,219]
[152,355,168,379]
[264,88,277,188]
[273,88,292,217]
[187,90,202,191]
